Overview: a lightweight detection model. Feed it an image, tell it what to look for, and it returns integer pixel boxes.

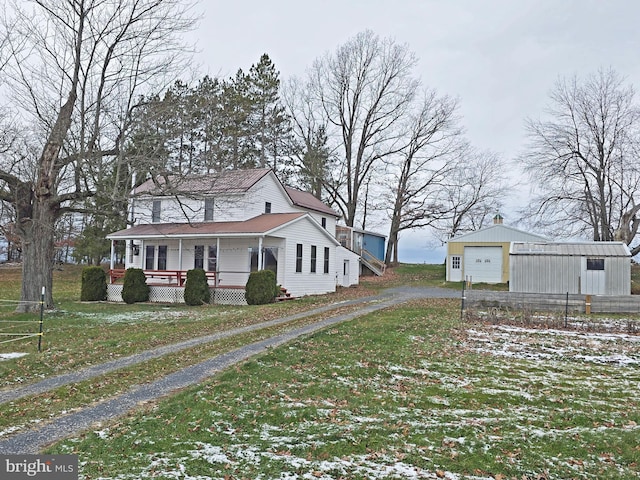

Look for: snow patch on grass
[0,352,28,361]
[466,324,640,366]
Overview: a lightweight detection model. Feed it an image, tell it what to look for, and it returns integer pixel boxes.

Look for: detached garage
[509,241,631,295]
[446,216,547,284]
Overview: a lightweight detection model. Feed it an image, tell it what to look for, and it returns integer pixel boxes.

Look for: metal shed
[509,241,631,295]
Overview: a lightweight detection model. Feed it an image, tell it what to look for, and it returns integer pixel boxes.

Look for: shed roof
[510,241,631,257]
[448,224,547,244]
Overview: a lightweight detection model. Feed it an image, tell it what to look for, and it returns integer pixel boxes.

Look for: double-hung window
[295,244,303,273]
[204,198,214,221]
[310,246,317,273]
[152,200,161,223]
[323,247,330,274]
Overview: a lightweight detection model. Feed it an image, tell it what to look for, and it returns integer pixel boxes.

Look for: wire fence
[460,285,640,334]
[0,288,46,352]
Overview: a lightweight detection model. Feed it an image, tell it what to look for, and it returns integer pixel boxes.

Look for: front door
[343,259,350,284]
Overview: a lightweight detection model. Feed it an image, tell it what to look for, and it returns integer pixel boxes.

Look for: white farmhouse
[106,168,361,304]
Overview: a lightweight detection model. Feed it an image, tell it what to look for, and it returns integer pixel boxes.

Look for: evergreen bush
[121,268,149,304]
[245,269,277,305]
[80,266,107,301]
[184,268,210,305]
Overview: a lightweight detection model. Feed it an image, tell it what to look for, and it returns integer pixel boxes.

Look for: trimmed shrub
[245,269,277,305]
[184,268,210,306]
[121,268,149,304]
[80,266,107,301]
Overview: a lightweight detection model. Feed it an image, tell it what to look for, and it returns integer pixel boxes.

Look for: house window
[324,247,330,274]
[587,258,605,271]
[158,245,167,270]
[204,198,214,221]
[208,245,217,271]
[145,245,155,270]
[265,202,272,213]
[321,217,327,229]
[250,247,278,273]
[296,244,303,273]
[194,245,204,269]
[264,248,277,273]
[152,200,161,223]
[310,245,317,273]
[452,256,461,269]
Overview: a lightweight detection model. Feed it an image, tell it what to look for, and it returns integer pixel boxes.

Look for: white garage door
[464,246,503,283]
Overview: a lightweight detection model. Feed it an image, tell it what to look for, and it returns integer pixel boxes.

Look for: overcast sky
[187,0,640,262]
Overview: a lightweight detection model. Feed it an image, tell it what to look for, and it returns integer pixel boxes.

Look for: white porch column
[140,240,144,269]
[216,237,221,286]
[178,239,183,270]
[109,240,115,269]
[258,237,263,270]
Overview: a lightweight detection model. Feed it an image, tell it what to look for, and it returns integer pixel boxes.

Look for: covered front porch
[106,233,284,305]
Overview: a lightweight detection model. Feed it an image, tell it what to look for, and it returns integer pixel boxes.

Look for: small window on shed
[586,258,605,270]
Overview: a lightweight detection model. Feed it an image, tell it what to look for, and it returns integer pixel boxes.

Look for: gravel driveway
[0,287,459,454]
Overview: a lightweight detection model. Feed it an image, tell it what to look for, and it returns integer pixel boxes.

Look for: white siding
[133,174,295,224]
[335,246,360,287]
[277,218,339,297]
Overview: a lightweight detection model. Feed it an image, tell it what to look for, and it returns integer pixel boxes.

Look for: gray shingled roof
[133,168,272,195]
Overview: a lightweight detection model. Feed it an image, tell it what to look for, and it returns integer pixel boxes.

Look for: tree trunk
[17,201,55,312]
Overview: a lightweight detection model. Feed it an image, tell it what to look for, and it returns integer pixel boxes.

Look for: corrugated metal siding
[605,257,631,294]
[510,249,631,295]
[510,255,582,294]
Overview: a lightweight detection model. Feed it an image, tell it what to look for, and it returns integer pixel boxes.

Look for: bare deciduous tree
[432,149,511,243]
[0,0,197,311]
[521,68,640,254]
[304,30,419,227]
[382,90,463,264]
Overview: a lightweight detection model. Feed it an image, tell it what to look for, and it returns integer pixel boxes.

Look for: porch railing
[108,269,217,286]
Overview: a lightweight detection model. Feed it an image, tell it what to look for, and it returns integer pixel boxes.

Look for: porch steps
[276,286,296,301]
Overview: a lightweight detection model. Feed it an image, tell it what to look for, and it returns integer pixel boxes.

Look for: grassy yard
[50,299,640,479]
[1,263,640,478]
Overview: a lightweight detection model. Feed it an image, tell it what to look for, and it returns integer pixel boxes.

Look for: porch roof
[107,213,307,240]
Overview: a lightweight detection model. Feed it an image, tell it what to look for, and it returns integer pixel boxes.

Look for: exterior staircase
[360,249,386,276]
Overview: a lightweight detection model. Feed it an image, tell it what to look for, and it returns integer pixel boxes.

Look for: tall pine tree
[247,54,292,173]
